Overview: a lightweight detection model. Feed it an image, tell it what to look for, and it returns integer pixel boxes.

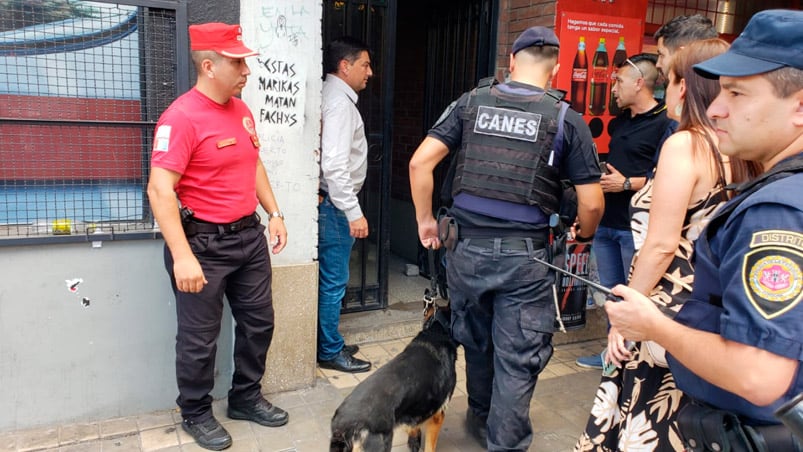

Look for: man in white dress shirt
[317,37,373,373]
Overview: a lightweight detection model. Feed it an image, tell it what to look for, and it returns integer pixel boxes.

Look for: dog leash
[423,246,439,313]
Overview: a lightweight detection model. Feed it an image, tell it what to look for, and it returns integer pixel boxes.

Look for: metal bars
[0,1,183,242]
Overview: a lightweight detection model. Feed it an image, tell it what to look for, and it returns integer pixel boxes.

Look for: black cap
[512,26,560,55]
[694,9,803,78]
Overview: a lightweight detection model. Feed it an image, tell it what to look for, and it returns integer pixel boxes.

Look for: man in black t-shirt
[576,54,674,370]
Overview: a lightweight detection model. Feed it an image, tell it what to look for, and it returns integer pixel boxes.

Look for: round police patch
[432,100,457,128]
[743,246,803,319]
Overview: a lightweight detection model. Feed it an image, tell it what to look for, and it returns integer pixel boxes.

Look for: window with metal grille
[0,0,186,245]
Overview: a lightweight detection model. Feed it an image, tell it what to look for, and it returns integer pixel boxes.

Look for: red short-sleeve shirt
[151,88,260,223]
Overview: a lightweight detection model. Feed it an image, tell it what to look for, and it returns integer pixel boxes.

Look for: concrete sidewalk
[0,338,604,452]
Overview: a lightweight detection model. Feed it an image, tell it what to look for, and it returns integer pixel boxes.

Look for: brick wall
[495,0,558,80]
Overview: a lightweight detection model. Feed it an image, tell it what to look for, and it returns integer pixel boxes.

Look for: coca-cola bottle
[570,37,588,115]
[608,37,627,116]
[588,38,608,116]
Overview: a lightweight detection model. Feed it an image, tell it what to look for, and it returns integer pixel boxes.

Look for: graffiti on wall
[256,58,301,126]
[241,0,321,263]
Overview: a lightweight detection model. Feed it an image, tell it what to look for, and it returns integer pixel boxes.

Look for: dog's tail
[329,430,351,452]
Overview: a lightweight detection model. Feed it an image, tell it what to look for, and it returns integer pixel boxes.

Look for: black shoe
[182,416,232,451]
[318,349,371,373]
[465,410,488,448]
[227,397,289,427]
[342,344,359,356]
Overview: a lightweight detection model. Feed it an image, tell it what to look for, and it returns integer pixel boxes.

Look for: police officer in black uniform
[605,10,803,451]
[409,26,604,451]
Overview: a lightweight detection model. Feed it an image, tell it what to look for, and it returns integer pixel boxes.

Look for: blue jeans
[592,225,635,289]
[317,197,355,361]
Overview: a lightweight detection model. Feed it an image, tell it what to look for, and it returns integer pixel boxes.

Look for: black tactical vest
[452,79,564,215]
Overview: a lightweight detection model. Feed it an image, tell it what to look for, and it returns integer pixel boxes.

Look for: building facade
[0,0,797,431]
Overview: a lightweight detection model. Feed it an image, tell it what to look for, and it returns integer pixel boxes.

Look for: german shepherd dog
[329,301,457,452]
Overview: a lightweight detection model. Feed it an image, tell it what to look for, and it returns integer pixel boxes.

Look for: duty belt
[747,423,802,452]
[459,226,548,250]
[678,400,803,452]
[185,212,260,235]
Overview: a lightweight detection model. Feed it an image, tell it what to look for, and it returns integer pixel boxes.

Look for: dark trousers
[164,224,274,421]
[447,237,555,452]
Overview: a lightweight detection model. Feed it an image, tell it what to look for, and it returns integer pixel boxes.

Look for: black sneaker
[181,416,232,451]
[227,397,289,427]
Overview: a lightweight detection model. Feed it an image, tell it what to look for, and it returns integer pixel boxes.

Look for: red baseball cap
[189,23,258,58]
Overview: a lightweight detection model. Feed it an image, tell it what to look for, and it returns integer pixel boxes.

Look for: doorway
[322,0,497,313]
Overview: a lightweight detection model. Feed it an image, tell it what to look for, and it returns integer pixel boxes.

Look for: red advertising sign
[555,12,644,156]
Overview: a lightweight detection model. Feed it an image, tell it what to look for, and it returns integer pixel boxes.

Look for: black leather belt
[185,213,260,235]
[470,237,546,251]
[464,237,546,250]
[459,227,548,250]
[748,423,803,451]
[678,400,802,452]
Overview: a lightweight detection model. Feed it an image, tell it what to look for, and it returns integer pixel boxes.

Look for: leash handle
[423,246,438,309]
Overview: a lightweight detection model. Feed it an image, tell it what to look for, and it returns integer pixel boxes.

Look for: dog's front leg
[406,426,422,452]
[422,410,446,452]
[362,432,393,452]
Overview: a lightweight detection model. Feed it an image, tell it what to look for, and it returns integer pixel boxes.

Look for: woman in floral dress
[575,39,760,452]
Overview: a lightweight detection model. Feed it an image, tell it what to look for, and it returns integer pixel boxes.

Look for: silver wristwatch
[623,178,632,191]
[269,211,284,220]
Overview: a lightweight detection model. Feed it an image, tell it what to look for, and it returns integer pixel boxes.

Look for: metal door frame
[322,0,397,312]
[322,0,497,313]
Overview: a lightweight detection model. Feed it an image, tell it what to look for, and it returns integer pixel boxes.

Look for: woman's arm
[628,132,698,295]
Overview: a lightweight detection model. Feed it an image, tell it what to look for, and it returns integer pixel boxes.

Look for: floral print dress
[575,174,728,452]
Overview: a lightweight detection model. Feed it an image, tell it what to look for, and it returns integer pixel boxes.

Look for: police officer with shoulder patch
[409,26,604,451]
[604,9,803,452]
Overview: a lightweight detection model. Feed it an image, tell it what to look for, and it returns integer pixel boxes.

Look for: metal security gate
[322,0,496,313]
[416,0,498,282]
[423,0,497,130]
[323,0,397,312]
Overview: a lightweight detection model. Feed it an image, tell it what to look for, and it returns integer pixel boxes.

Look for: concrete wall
[0,0,322,432]
[240,0,322,266]
[0,241,181,430]
[239,0,323,394]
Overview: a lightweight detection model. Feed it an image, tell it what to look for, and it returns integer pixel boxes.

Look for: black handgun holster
[438,214,458,251]
[180,206,198,237]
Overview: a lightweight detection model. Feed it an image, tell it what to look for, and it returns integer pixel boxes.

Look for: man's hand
[173,255,207,293]
[600,163,627,193]
[417,216,440,249]
[606,326,633,367]
[605,284,665,341]
[268,218,288,254]
[349,216,368,239]
[570,220,594,244]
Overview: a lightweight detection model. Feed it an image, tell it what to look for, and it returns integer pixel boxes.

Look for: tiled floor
[0,338,606,452]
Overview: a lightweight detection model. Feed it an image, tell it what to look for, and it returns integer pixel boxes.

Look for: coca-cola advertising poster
[555,12,644,157]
